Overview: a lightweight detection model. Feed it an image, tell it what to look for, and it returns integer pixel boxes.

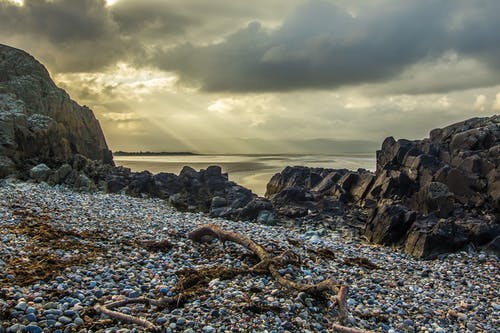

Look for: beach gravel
[0,180,498,332]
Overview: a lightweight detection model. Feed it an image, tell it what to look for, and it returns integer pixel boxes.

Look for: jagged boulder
[413,182,455,218]
[364,204,416,245]
[367,115,500,257]
[266,166,328,197]
[0,44,113,176]
[404,217,470,259]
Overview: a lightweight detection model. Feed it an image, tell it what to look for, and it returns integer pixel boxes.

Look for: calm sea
[114,154,376,196]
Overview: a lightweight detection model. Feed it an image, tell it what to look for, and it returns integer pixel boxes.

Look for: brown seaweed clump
[0,210,103,287]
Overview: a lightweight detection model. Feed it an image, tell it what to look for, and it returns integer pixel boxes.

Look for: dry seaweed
[309,247,337,260]
[0,211,103,287]
[138,239,172,252]
[342,257,380,270]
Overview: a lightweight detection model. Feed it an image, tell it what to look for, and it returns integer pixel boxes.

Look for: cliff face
[0,44,113,176]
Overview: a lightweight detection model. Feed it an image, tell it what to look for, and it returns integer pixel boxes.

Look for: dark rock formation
[98,163,270,222]
[368,115,499,257]
[0,44,113,176]
[265,115,499,258]
[364,205,416,245]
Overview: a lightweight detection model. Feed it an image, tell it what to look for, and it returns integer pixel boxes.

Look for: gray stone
[25,325,42,333]
[14,301,27,312]
[29,164,51,182]
[57,316,72,324]
[256,210,276,225]
[74,174,95,192]
[210,196,227,209]
[0,156,15,178]
[55,164,72,183]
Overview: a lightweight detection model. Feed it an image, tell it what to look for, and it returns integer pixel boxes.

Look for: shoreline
[0,180,498,332]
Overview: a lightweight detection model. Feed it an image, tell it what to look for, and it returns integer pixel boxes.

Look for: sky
[1,0,499,154]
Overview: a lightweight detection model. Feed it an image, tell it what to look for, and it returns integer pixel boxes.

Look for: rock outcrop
[25,155,273,224]
[0,44,113,176]
[266,115,500,258]
[105,164,271,222]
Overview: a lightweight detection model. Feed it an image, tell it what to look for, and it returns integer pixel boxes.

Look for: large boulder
[0,44,113,174]
[365,115,500,257]
[126,171,157,197]
[266,166,327,197]
[364,204,416,245]
[404,218,469,259]
[413,182,454,218]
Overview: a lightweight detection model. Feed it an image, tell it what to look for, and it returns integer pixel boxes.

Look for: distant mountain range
[113,151,199,156]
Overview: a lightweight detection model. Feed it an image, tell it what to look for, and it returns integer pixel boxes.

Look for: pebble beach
[0,180,498,333]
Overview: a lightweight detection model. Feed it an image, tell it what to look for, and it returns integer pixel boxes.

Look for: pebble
[203,326,217,333]
[15,302,27,312]
[25,313,37,322]
[58,316,72,324]
[0,181,498,333]
[25,325,42,333]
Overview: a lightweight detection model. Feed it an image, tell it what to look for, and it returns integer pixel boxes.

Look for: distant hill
[113,151,199,156]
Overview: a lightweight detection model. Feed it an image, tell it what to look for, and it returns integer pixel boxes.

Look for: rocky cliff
[0,44,113,177]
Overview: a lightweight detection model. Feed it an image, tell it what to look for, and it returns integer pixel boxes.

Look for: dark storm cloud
[110,0,193,39]
[0,0,292,73]
[1,0,499,93]
[10,0,114,43]
[152,0,500,92]
[0,0,195,72]
[0,0,129,72]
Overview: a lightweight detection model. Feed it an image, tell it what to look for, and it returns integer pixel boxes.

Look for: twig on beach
[331,323,375,333]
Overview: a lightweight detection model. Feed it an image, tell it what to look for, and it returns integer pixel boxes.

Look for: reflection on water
[114,154,376,196]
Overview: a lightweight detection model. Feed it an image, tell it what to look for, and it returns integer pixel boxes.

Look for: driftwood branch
[99,298,159,332]
[336,285,349,324]
[189,224,341,295]
[99,223,371,332]
[332,323,374,333]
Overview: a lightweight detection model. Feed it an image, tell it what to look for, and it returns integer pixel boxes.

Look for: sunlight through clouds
[493,93,500,111]
[2,0,498,153]
[474,95,487,111]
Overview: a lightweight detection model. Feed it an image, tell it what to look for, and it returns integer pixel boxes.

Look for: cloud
[0,0,300,73]
[110,0,193,40]
[152,0,500,93]
[3,0,500,94]
[493,93,500,111]
[0,0,134,72]
[474,95,487,111]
